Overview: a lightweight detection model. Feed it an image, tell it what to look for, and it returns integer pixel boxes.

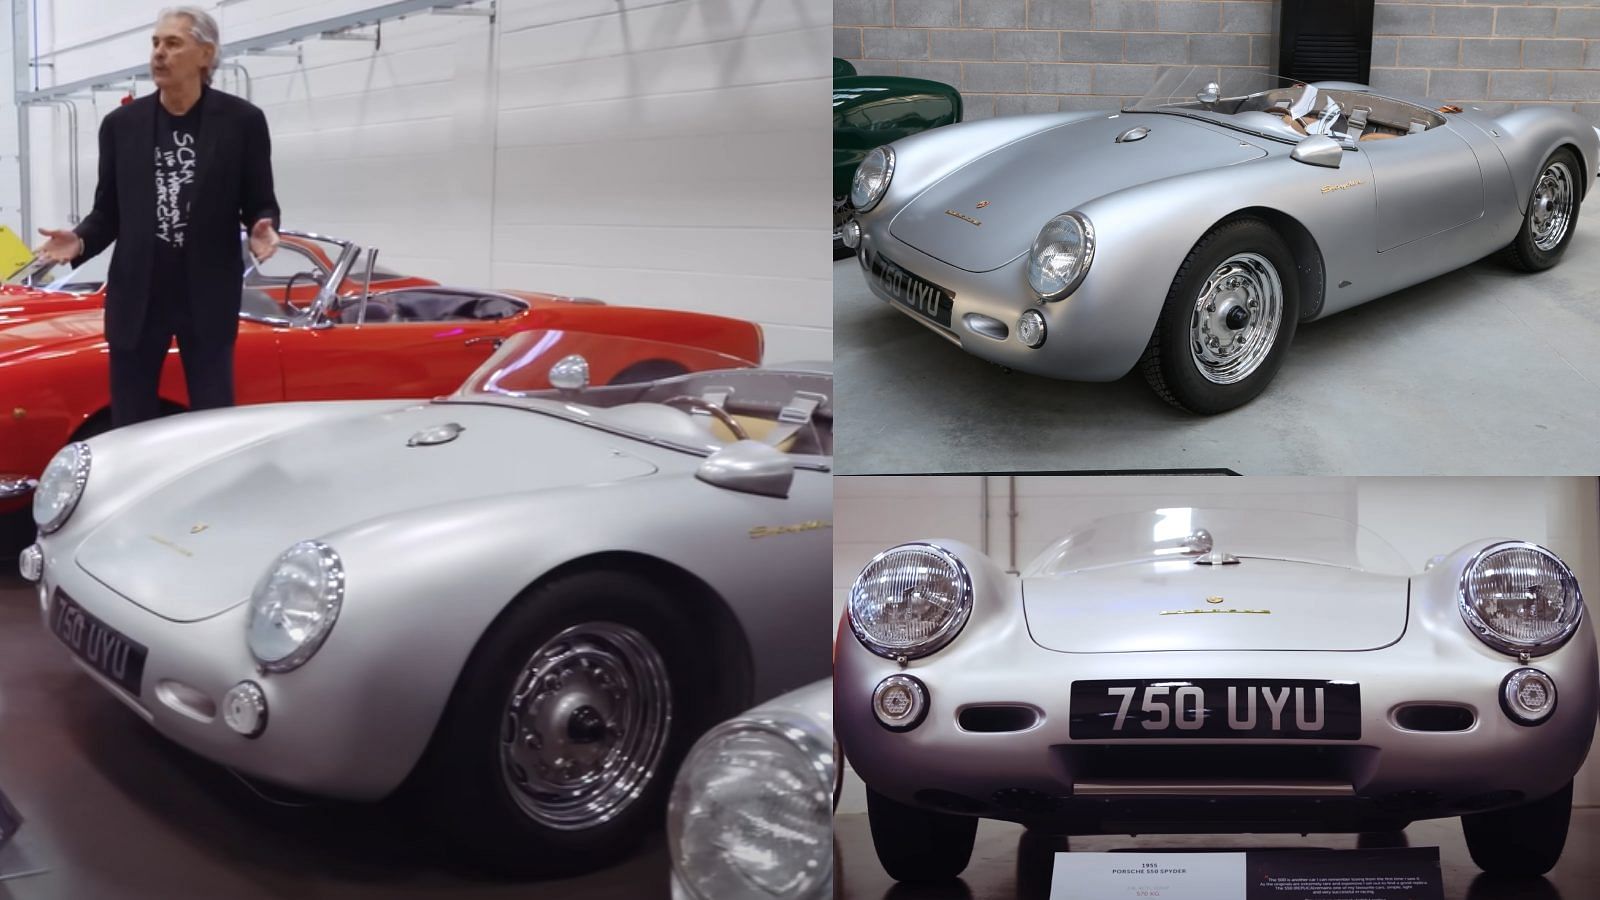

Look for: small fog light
[842,219,862,249]
[18,543,42,583]
[223,681,269,738]
[1017,309,1047,348]
[1501,668,1557,725]
[873,674,929,732]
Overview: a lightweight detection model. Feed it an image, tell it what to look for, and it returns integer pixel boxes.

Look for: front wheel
[866,786,978,883]
[1139,218,1300,415]
[1504,148,1582,272]
[415,571,694,876]
[1461,781,1572,876]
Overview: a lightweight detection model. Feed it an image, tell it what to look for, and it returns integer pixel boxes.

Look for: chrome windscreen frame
[238,230,362,330]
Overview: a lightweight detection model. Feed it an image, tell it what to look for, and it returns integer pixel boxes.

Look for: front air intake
[1393,704,1476,732]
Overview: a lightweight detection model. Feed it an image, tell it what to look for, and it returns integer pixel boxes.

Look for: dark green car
[833,59,962,257]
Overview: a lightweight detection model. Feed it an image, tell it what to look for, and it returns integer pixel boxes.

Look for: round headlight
[247,540,345,672]
[669,715,834,900]
[850,146,895,213]
[1026,212,1096,300]
[1460,542,1584,656]
[33,442,91,534]
[849,542,973,659]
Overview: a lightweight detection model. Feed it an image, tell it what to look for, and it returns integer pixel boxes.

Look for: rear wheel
[1461,780,1572,876]
[416,571,697,876]
[1504,148,1581,272]
[866,786,978,883]
[1139,218,1300,414]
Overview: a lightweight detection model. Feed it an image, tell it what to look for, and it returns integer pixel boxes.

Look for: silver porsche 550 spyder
[17,330,833,875]
[835,509,1596,880]
[842,65,1600,413]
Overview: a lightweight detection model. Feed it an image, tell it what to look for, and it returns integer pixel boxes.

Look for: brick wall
[834,0,1600,122]
[1374,3,1600,122]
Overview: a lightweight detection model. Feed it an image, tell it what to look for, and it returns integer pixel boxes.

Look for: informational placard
[1248,848,1442,900]
[1052,849,1444,900]
[1052,852,1247,899]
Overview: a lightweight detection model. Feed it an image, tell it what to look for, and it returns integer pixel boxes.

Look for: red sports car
[0,232,436,325]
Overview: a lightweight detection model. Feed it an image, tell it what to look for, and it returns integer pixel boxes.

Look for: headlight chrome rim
[848,541,974,660]
[873,673,930,732]
[1028,211,1096,301]
[247,540,346,673]
[34,442,91,535]
[668,712,835,900]
[1500,667,1558,726]
[850,145,895,214]
[1458,541,1584,657]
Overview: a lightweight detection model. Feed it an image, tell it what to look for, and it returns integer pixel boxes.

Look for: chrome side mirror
[1197,82,1220,105]
[1291,134,1344,169]
[549,354,590,392]
[696,440,794,499]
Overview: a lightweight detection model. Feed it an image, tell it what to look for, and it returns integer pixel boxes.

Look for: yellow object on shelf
[0,226,34,279]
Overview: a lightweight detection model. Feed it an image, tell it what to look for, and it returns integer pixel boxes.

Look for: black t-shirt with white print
[150,94,203,325]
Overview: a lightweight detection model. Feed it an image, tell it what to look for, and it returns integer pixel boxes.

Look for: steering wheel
[662,396,750,441]
[281,270,330,315]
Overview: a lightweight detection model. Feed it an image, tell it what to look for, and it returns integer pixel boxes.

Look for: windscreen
[1025,507,1412,577]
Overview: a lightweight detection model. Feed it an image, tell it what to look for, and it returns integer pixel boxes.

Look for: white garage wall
[834,476,1600,812]
[10,0,831,361]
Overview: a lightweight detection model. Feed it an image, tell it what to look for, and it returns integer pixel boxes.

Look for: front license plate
[51,592,148,697]
[1069,678,1360,740]
[864,250,954,327]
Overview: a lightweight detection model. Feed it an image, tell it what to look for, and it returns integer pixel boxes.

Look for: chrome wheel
[833,197,851,243]
[500,622,672,831]
[1189,252,1283,385]
[1530,161,1575,252]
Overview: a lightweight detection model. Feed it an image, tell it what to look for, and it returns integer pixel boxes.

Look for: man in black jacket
[35,6,280,427]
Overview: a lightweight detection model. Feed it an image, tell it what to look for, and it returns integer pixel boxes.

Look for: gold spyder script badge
[1321,179,1366,194]
[944,209,982,227]
[750,520,832,539]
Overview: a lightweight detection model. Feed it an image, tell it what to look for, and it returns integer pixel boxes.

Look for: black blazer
[73,87,280,350]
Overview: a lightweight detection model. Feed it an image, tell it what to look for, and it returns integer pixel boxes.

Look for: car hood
[0,310,106,362]
[75,402,661,622]
[0,287,92,325]
[888,113,1268,273]
[1022,558,1408,652]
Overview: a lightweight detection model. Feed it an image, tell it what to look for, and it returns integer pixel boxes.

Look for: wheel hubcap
[499,622,672,830]
[1530,161,1574,252]
[1189,252,1284,385]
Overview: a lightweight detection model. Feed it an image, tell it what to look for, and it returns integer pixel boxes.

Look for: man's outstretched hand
[250,219,279,262]
[35,228,83,265]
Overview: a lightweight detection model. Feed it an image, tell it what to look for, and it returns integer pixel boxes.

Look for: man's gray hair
[157,6,221,85]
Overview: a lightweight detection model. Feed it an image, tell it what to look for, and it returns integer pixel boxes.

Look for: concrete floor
[835,811,1600,899]
[834,226,1600,474]
[0,571,669,900]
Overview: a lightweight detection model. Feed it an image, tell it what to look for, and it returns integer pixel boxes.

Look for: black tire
[414,571,703,876]
[866,786,978,883]
[1504,148,1583,272]
[608,359,688,385]
[1461,781,1572,877]
[1139,217,1300,415]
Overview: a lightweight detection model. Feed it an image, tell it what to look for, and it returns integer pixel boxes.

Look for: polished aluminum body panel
[836,534,1598,833]
[852,90,1599,382]
[34,380,832,800]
